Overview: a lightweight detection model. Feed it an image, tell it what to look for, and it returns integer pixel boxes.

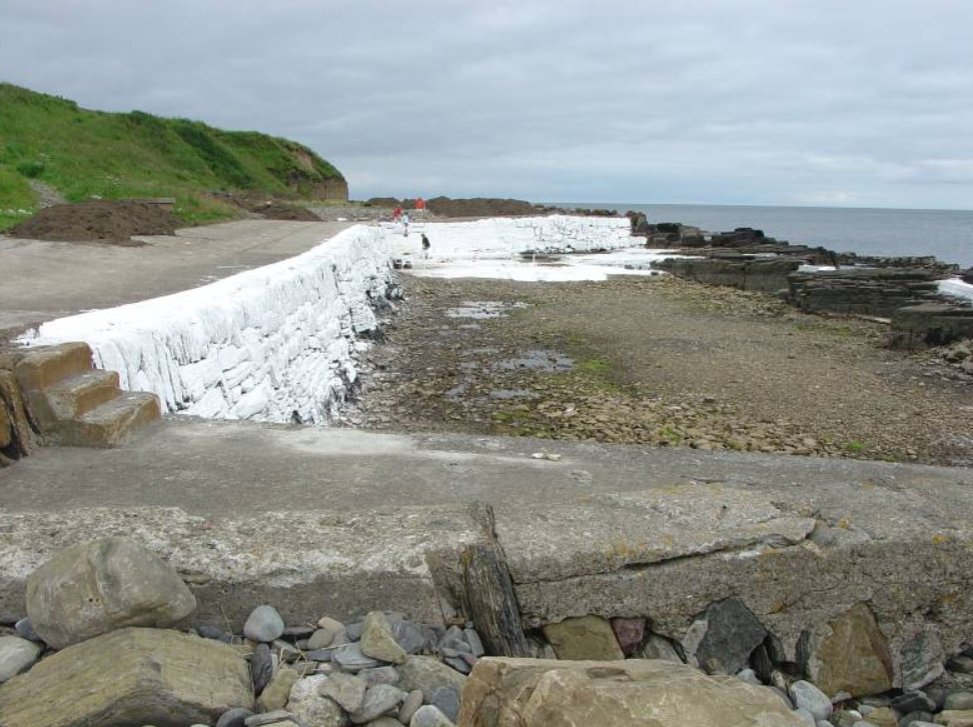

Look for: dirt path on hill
[352,273,973,466]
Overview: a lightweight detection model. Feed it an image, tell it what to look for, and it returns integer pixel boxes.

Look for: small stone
[949,656,973,673]
[392,620,427,655]
[636,633,682,663]
[305,648,334,662]
[333,642,382,671]
[0,635,42,682]
[444,656,471,674]
[361,611,407,665]
[892,691,935,713]
[251,643,275,695]
[245,606,285,643]
[438,626,470,654]
[368,719,404,727]
[244,710,297,727]
[397,655,467,701]
[273,639,302,662]
[361,665,400,686]
[287,674,346,726]
[319,671,367,713]
[199,624,230,642]
[317,615,345,633]
[736,668,761,686]
[945,692,973,710]
[216,707,255,727]
[410,704,456,727]
[790,680,833,721]
[860,706,896,727]
[281,625,315,639]
[399,689,424,723]
[542,615,624,661]
[793,707,816,725]
[898,712,934,726]
[349,683,406,724]
[307,628,334,650]
[430,684,461,722]
[936,710,973,726]
[256,668,300,712]
[346,621,365,641]
[13,618,42,644]
[464,628,485,657]
[610,617,646,656]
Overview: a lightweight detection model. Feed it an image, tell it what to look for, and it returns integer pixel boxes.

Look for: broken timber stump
[461,502,532,658]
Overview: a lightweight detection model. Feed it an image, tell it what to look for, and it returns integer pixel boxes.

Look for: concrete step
[59,392,161,448]
[44,370,121,420]
[14,342,93,392]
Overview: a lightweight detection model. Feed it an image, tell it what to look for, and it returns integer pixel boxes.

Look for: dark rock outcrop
[786,268,947,317]
[653,256,801,293]
[888,303,973,349]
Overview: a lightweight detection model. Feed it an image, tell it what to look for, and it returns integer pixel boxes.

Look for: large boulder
[26,537,197,649]
[0,627,253,727]
[459,657,807,726]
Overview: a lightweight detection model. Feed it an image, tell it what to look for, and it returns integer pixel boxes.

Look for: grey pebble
[333,642,381,671]
[216,708,254,727]
[443,656,471,675]
[346,620,365,641]
[430,685,460,722]
[392,620,426,655]
[304,648,333,662]
[14,618,42,644]
[197,624,230,642]
[244,605,285,643]
[244,711,298,727]
[464,628,484,657]
[250,643,275,695]
[361,665,400,686]
[410,704,456,727]
[945,690,973,710]
[349,683,406,724]
[399,689,424,724]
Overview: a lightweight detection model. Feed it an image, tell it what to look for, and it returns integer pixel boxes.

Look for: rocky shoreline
[5,537,973,726]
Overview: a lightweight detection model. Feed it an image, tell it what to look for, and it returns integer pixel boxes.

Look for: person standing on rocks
[402,211,410,237]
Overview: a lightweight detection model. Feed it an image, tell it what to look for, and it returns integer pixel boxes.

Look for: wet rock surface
[352,274,973,466]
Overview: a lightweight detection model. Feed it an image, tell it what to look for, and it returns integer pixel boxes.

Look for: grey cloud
[1,0,972,207]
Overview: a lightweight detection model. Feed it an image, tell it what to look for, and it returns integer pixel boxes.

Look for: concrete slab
[1,418,972,670]
[0,220,353,333]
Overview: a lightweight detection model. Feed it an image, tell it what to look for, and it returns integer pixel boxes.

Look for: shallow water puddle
[446,301,529,319]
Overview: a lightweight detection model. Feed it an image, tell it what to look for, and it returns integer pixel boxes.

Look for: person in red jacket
[415,197,426,214]
[392,205,403,222]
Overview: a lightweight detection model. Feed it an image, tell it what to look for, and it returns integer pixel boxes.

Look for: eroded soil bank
[353,273,973,466]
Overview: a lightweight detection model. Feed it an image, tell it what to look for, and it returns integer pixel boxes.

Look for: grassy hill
[0,83,347,230]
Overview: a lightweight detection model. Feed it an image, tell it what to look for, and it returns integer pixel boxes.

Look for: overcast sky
[2,0,972,209]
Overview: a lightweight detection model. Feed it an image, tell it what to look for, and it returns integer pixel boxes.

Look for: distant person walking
[392,205,403,222]
[402,212,410,237]
[421,233,430,258]
[415,196,426,215]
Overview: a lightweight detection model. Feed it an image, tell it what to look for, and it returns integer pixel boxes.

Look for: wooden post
[461,502,532,658]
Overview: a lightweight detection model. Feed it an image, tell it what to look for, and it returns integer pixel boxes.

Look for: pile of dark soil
[7,200,179,245]
[251,202,321,221]
[424,197,541,217]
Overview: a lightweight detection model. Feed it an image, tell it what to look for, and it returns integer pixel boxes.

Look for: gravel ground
[351,273,973,467]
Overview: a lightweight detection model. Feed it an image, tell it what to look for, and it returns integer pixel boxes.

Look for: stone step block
[60,391,161,448]
[13,342,93,392]
[43,369,121,421]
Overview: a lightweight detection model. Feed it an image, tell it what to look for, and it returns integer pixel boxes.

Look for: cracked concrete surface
[1,417,971,668]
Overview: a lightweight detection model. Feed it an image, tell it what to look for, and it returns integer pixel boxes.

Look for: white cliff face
[20,215,635,423]
[21,224,395,424]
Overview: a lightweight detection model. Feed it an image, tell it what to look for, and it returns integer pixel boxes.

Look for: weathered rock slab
[458,657,807,726]
[0,627,253,727]
[26,536,197,649]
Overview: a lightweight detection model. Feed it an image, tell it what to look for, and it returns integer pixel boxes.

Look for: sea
[554,203,973,268]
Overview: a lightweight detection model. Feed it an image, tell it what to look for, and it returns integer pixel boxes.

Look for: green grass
[0,83,346,230]
[846,440,867,453]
